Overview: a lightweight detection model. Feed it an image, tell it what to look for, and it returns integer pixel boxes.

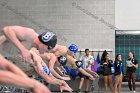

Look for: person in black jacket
[114,54,123,93]
[101,52,114,93]
[126,52,138,93]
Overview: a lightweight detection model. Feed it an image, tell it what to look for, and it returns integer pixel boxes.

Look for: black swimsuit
[102,60,112,76]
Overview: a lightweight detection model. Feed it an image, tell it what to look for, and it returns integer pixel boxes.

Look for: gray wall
[0,0,115,52]
[0,0,115,91]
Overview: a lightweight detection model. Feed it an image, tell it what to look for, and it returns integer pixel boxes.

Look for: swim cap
[38,32,57,50]
[68,44,78,53]
[58,56,67,66]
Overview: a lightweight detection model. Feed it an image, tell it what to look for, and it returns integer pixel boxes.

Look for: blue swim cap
[68,44,78,53]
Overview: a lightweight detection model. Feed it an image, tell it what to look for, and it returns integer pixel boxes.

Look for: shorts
[78,72,89,79]
[103,68,112,76]
[115,72,121,76]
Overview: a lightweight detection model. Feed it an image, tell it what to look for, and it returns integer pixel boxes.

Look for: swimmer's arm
[0,70,51,93]
[84,68,99,77]
[30,51,63,85]
[59,65,67,73]
[40,53,69,80]
[56,66,64,76]
[55,59,66,73]
[2,27,27,52]
[0,35,7,45]
[34,61,63,86]
[75,65,94,80]
[77,67,93,78]
[54,60,66,75]
[67,55,94,79]
[0,70,35,88]
[56,66,69,77]
[48,53,67,80]
[0,55,27,77]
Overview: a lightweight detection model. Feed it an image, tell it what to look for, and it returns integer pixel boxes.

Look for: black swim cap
[38,31,57,50]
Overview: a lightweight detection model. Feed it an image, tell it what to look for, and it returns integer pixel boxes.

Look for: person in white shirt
[77,49,98,93]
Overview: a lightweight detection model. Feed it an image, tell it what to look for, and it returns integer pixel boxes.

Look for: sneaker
[133,91,136,93]
[77,89,81,93]
[90,85,94,91]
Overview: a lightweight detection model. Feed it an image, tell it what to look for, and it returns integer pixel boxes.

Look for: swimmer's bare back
[52,44,68,57]
[2,26,38,49]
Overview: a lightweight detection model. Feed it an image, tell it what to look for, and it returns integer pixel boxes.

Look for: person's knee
[132,79,135,83]
[132,76,136,82]
[127,77,131,82]
[115,80,119,85]
[109,78,113,83]
[104,79,108,84]
[86,79,90,84]
[119,79,122,84]
[81,78,84,81]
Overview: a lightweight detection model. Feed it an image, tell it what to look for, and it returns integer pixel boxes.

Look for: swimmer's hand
[21,49,32,62]
[89,74,95,80]
[59,80,73,92]
[31,79,51,93]
[61,76,71,81]
[94,73,99,78]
